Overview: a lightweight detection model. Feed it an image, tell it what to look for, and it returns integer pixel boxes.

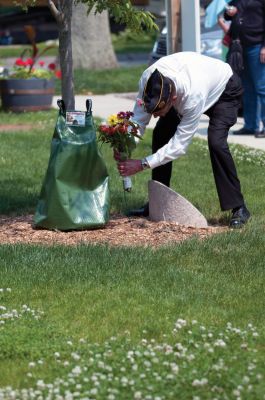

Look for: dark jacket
[224,0,265,46]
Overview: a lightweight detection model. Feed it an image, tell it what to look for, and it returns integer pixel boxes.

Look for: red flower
[38,61,45,67]
[48,63,56,71]
[55,70,62,79]
[25,58,34,66]
[15,58,26,67]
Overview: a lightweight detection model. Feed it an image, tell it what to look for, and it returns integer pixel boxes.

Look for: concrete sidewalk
[52,93,265,151]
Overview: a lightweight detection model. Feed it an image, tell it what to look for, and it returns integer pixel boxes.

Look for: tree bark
[71,3,118,70]
[49,0,75,109]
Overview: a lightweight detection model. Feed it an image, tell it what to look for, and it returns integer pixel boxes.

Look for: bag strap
[86,99,92,114]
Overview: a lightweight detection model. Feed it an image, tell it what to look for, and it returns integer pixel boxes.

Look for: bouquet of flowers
[98,111,141,191]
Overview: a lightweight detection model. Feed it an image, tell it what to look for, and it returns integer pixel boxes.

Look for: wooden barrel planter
[0,78,55,112]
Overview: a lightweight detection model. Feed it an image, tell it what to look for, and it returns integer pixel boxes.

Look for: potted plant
[0,25,61,112]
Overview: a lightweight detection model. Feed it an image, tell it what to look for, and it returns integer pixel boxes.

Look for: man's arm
[118,103,204,176]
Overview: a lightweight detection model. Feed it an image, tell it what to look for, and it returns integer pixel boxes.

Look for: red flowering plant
[4,25,61,80]
[98,111,141,191]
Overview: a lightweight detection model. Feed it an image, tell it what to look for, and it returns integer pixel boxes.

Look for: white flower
[37,380,46,389]
[192,378,208,387]
[28,362,36,368]
[71,352,80,361]
[72,366,82,375]
[214,339,226,347]
[134,391,142,399]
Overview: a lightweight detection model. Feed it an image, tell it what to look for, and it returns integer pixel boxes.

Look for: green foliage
[78,0,158,32]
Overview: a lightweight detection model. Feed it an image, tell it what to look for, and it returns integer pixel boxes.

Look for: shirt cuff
[145,153,162,169]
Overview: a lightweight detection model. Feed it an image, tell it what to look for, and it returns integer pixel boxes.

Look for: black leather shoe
[127,203,149,217]
[255,130,265,138]
[233,127,256,135]
[229,205,250,229]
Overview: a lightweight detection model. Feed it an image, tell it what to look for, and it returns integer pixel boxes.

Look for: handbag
[34,99,110,231]
[225,1,248,73]
[226,38,244,73]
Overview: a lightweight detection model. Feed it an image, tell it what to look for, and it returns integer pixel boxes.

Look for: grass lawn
[0,109,264,398]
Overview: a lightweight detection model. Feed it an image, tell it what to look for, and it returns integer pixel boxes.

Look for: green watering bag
[34,99,109,230]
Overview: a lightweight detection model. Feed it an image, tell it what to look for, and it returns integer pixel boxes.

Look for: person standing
[116,52,251,228]
[224,0,265,138]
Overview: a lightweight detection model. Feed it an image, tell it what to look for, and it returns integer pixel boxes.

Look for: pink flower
[39,61,45,67]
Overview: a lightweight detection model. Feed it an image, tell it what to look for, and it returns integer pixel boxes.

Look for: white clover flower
[252,332,259,337]
[248,363,256,371]
[54,352,60,358]
[192,378,208,387]
[67,341,73,346]
[37,380,46,389]
[242,376,250,384]
[71,352,80,361]
[72,366,82,376]
[214,339,226,348]
[233,389,241,396]
[241,343,248,349]
[192,320,198,325]
[28,362,36,368]
[170,363,179,374]
[134,391,142,399]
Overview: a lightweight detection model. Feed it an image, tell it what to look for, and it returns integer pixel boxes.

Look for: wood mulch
[0,214,227,248]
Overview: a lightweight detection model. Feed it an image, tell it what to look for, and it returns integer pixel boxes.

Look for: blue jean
[241,44,265,131]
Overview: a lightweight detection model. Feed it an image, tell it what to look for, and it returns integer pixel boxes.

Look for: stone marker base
[148,180,208,228]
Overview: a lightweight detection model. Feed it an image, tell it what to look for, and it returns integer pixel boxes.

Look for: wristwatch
[141,158,150,170]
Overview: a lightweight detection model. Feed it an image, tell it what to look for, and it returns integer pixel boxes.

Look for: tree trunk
[49,0,75,110]
[72,3,118,70]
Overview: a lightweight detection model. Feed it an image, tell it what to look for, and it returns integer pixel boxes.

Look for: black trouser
[151,73,244,211]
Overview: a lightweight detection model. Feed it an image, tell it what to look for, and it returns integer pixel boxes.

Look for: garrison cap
[142,69,172,114]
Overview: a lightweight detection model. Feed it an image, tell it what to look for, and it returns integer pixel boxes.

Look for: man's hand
[118,159,143,176]
[225,5,238,17]
[260,47,265,63]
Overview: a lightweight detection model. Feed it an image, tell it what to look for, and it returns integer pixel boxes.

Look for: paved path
[53,93,265,151]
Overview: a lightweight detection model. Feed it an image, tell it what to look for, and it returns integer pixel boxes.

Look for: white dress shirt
[131,52,233,169]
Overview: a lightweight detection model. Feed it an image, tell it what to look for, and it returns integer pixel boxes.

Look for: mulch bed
[0,214,227,248]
